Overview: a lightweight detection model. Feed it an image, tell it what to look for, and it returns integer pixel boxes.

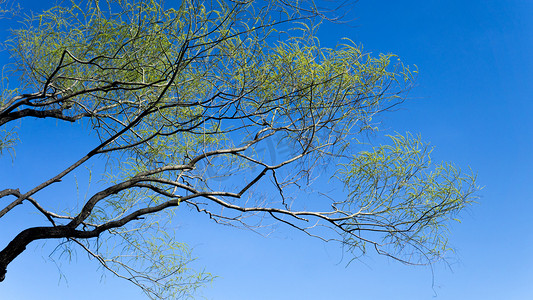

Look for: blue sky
[1,0,532,299]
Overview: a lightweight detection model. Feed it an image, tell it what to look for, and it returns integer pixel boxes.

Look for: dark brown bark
[0,108,88,126]
[0,226,100,282]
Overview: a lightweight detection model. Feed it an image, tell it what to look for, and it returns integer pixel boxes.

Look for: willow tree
[0,0,477,298]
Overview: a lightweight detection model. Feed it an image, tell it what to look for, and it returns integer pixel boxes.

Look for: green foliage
[0,0,478,298]
[339,133,477,262]
[91,225,212,299]
[0,79,18,158]
[0,127,16,158]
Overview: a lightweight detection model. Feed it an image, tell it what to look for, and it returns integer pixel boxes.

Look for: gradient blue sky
[1,0,532,299]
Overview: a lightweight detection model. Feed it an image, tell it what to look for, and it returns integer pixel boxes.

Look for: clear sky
[1,0,532,299]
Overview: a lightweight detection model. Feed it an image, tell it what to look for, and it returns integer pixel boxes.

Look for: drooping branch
[0,41,191,219]
[0,1,477,297]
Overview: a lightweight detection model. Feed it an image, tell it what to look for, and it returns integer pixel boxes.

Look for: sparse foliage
[0,0,477,298]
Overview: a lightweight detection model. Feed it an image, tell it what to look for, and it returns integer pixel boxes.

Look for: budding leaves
[338,133,477,263]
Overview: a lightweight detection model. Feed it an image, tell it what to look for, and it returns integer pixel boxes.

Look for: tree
[0,0,478,298]
[0,0,19,19]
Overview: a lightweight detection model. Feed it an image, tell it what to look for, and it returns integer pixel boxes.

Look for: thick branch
[0,225,101,282]
[0,42,190,220]
[0,108,89,126]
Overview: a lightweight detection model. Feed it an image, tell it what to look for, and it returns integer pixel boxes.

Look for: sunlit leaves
[0,0,477,297]
[339,133,477,262]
